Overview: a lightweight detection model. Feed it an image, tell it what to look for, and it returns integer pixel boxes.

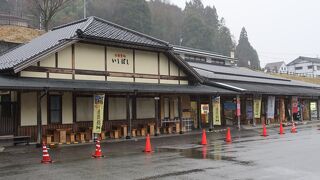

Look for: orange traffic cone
[291,122,297,133]
[201,129,207,145]
[41,143,52,164]
[225,128,232,143]
[261,124,268,137]
[279,123,285,135]
[92,138,104,158]
[143,134,152,153]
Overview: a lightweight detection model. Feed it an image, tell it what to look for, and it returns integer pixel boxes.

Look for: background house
[287,56,320,77]
[264,61,287,74]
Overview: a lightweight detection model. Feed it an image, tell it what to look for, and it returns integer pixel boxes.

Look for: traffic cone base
[41,143,53,164]
[225,128,232,143]
[201,129,207,145]
[143,134,152,153]
[261,124,268,137]
[291,123,297,133]
[279,123,285,135]
[92,139,104,158]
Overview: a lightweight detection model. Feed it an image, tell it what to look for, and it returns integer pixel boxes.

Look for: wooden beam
[133,50,136,82]
[126,94,131,138]
[36,91,42,146]
[178,96,183,134]
[197,96,202,129]
[209,95,213,131]
[72,44,75,80]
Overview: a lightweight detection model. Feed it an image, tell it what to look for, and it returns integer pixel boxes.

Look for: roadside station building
[0,17,319,144]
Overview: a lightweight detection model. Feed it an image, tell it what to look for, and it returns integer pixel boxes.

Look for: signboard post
[93,94,105,136]
[253,97,262,125]
[213,96,221,126]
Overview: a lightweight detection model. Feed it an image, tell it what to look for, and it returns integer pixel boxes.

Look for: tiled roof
[188,61,320,88]
[287,56,320,66]
[0,16,169,71]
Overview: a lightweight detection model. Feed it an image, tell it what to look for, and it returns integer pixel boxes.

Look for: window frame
[48,95,62,124]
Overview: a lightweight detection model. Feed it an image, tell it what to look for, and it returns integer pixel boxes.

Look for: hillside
[0,25,43,44]
[270,73,320,85]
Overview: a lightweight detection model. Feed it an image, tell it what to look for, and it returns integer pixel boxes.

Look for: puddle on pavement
[157,143,254,167]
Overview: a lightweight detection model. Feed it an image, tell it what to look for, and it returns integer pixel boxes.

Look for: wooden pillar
[236,95,241,130]
[36,91,42,146]
[155,96,160,136]
[197,96,202,129]
[178,96,183,134]
[72,93,77,132]
[209,95,213,131]
[126,94,131,139]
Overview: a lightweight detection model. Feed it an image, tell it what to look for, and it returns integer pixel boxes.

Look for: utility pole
[83,0,87,18]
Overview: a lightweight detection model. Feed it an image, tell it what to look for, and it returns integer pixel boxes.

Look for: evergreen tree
[148,0,183,45]
[88,0,152,34]
[235,27,260,69]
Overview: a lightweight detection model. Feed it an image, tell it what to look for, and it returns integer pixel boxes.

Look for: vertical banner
[253,97,262,118]
[213,96,221,125]
[246,100,253,119]
[292,96,298,113]
[267,96,275,119]
[236,96,241,117]
[93,94,105,134]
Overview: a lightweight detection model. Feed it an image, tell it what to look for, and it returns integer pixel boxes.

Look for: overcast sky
[170,0,320,67]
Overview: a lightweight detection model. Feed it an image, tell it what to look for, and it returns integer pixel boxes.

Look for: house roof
[0,75,235,94]
[264,61,285,71]
[187,61,320,95]
[211,80,320,96]
[172,45,236,62]
[287,56,320,66]
[0,16,170,72]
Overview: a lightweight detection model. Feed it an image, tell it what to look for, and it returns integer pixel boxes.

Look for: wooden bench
[13,136,30,146]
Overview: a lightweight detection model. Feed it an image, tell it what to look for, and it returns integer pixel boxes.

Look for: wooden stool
[76,132,86,143]
[141,128,146,136]
[148,123,155,136]
[100,131,106,140]
[46,135,53,144]
[137,129,141,136]
[121,125,128,138]
[168,125,173,134]
[111,130,120,139]
[131,129,137,137]
[70,133,75,143]
[175,122,180,133]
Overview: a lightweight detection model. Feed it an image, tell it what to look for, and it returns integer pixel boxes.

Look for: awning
[0,75,236,94]
[211,81,320,96]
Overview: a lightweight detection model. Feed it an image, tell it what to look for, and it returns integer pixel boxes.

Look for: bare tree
[32,0,71,31]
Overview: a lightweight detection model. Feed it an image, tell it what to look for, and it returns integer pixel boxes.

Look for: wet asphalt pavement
[1,124,320,180]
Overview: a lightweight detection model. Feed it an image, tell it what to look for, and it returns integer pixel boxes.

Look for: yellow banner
[93,94,105,134]
[253,98,261,118]
[213,96,221,125]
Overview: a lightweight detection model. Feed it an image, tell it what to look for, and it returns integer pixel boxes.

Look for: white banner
[267,96,275,119]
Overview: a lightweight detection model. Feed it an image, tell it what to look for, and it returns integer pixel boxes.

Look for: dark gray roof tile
[0,16,169,70]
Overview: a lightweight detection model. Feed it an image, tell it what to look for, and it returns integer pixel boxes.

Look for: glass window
[76,96,93,122]
[108,97,126,120]
[136,98,155,119]
[308,65,313,69]
[49,95,62,123]
[295,67,302,70]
